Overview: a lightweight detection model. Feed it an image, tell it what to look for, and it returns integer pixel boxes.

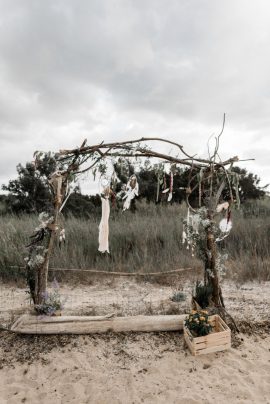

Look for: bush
[194,281,213,308]
[171,291,186,302]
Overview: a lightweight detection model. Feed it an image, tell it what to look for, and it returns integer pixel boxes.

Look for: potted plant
[184,310,231,356]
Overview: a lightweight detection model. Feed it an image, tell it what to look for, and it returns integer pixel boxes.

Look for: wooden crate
[184,314,231,356]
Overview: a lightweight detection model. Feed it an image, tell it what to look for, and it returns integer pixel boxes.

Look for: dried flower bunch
[185,310,212,337]
[35,280,63,316]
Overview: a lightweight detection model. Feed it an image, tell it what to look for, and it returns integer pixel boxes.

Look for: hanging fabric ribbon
[48,171,63,206]
[163,173,167,192]
[156,177,160,202]
[168,171,173,202]
[59,181,72,213]
[59,229,66,248]
[98,192,110,253]
[182,207,190,250]
[216,201,229,213]
[182,207,200,257]
[198,168,204,207]
[110,170,119,208]
[98,178,111,253]
[122,175,139,211]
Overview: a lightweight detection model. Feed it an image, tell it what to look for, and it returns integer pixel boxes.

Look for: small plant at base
[171,291,186,302]
[185,310,212,337]
[35,279,63,315]
[194,281,213,309]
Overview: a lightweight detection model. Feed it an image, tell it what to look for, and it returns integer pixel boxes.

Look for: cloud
[0,0,270,190]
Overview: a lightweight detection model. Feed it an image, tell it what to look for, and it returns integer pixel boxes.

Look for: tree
[2,160,101,216]
[2,161,53,214]
[135,165,187,204]
[2,157,265,217]
[64,186,101,217]
[129,166,267,206]
[231,166,266,201]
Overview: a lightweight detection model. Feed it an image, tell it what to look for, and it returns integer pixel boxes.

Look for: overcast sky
[0,0,270,194]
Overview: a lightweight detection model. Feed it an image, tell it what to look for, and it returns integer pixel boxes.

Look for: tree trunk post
[204,204,223,308]
[205,229,220,306]
[34,175,63,305]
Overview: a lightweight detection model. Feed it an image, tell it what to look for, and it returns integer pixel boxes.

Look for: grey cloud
[244,148,270,167]
[1,0,268,125]
[0,0,270,188]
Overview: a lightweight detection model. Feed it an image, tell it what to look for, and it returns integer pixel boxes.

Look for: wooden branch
[101,151,199,167]
[76,147,113,174]
[58,137,239,169]
[11,314,186,334]
[210,113,226,162]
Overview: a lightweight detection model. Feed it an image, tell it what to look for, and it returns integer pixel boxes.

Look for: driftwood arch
[25,130,248,315]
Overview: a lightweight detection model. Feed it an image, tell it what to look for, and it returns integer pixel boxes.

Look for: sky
[0,0,270,194]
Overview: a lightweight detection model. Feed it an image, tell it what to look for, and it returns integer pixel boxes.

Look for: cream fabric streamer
[98,196,110,253]
[122,175,139,211]
[216,201,229,213]
[167,172,173,202]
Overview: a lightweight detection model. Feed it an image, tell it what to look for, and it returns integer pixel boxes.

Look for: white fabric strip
[98,196,110,253]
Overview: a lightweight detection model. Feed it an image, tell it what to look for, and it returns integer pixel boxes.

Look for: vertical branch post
[34,174,64,305]
[26,135,246,308]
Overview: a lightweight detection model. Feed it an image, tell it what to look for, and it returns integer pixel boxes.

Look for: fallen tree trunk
[11,314,186,335]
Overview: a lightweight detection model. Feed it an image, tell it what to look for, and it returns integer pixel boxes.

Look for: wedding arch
[25,123,248,317]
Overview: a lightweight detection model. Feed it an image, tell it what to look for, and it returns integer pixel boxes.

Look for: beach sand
[0,278,269,404]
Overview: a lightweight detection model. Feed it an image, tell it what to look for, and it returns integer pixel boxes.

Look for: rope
[8,266,192,277]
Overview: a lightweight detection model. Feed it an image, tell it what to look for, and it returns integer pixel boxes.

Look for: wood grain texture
[184,315,231,356]
[11,314,186,335]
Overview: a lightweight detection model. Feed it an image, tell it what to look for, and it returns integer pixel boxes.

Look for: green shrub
[194,281,213,308]
[171,291,186,302]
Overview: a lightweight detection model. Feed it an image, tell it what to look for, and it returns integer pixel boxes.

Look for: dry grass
[0,200,269,282]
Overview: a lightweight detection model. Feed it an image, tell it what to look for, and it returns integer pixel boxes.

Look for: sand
[0,278,269,404]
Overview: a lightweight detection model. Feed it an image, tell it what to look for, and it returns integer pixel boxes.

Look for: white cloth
[167,172,173,202]
[122,175,139,211]
[216,202,229,213]
[98,196,110,253]
[219,218,232,233]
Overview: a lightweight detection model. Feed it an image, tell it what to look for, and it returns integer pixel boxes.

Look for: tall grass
[226,210,270,281]
[0,202,199,281]
[0,200,270,282]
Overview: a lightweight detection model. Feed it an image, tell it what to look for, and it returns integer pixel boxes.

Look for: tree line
[0,158,267,217]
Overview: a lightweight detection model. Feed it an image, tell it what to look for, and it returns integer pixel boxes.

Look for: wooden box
[184,314,231,356]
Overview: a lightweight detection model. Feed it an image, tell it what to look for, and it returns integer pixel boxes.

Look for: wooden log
[11,314,186,335]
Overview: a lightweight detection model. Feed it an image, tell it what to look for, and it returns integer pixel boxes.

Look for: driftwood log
[11,314,186,335]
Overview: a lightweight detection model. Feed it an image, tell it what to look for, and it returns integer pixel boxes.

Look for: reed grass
[0,200,269,282]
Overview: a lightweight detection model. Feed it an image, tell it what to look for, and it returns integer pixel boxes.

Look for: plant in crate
[184,310,231,356]
[185,310,212,337]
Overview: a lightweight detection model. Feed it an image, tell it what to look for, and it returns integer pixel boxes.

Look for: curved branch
[58,137,223,168]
